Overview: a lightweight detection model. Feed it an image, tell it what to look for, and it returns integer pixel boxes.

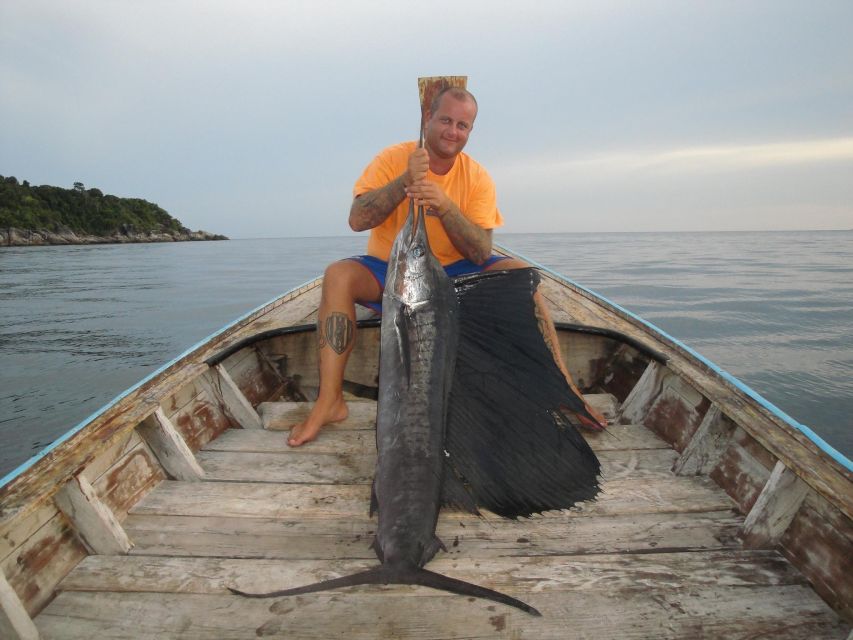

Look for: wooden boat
[1,244,851,639]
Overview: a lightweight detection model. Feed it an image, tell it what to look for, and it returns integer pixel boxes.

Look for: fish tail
[407,568,541,616]
[229,565,541,616]
[228,566,386,599]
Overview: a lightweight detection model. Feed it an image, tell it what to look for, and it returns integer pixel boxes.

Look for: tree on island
[0,175,227,242]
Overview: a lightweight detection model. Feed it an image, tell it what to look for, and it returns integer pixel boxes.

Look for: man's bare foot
[287,399,349,447]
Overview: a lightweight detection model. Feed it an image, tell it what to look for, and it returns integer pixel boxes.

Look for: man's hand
[406,180,452,217]
[405,148,429,187]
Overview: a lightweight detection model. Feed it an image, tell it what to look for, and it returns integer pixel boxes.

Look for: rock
[1,227,228,247]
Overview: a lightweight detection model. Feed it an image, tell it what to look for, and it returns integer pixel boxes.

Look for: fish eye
[412,245,425,258]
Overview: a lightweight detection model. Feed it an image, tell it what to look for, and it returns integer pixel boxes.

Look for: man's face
[424,94,477,161]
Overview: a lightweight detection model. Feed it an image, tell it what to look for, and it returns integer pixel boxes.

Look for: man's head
[423,88,478,161]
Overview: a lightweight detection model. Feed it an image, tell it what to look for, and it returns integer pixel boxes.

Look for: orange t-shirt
[353,141,504,265]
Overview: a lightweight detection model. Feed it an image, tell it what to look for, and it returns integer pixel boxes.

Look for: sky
[1,0,852,238]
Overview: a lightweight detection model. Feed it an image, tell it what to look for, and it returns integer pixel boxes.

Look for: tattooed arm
[349,148,430,232]
[405,181,493,264]
[348,175,408,232]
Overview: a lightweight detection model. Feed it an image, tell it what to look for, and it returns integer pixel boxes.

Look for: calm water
[1,231,851,478]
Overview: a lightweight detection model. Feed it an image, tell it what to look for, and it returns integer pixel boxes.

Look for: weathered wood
[673,405,736,476]
[0,504,55,562]
[89,440,164,521]
[77,431,140,486]
[221,348,280,407]
[131,476,734,521]
[208,421,669,456]
[583,393,619,421]
[711,426,775,514]
[168,373,232,451]
[617,360,665,425]
[0,511,87,618]
[0,361,208,524]
[258,401,377,431]
[0,568,39,640]
[61,549,808,595]
[53,476,132,555]
[742,460,810,549]
[781,492,853,623]
[123,510,743,560]
[36,586,849,639]
[196,448,677,485]
[209,364,264,429]
[137,408,205,481]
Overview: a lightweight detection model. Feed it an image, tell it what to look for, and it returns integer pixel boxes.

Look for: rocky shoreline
[2,226,228,247]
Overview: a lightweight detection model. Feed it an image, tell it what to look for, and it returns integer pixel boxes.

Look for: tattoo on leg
[323,312,354,355]
[534,303,559,361]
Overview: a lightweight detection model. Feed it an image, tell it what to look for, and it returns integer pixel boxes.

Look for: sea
[1,231,851,479]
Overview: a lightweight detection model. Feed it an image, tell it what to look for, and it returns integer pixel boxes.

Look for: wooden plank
[77,430,140,486]
[742,460,810,549]
[53,476,132,555]
[0,569,39,640]
[123,510,744,559]
[221,348,280,407]
[0,504,55,563]
[168,374,232,451]
[35,586,849,639]
[781,492,853,622]
[210,421,669,455]
[583,393,619,421]
[1,511,87,616]
[209,364,264,429]
[258,401,376,431]
[582,423,670,451]
[130,476,734,521]
[711,427,775,514]
[89,440,164,521]
[60,549,808,595]
[673,405,736,476]
[161,373,210,423]
[0,361,208,525]
[195,448,678,485]
[617,360,665,425]
[197,451,375,484]
[137,408,205,481]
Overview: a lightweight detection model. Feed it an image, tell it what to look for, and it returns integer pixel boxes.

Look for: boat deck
[34,398,849,639]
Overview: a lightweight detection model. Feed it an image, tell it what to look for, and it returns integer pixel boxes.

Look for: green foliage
[0,175,194,236]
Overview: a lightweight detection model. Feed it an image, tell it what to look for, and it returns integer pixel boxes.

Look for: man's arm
[406,181,493,264]
[349,148,430,232]
[348,175,408,232]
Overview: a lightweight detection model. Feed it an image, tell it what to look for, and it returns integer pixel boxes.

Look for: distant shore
[2,226,228,247]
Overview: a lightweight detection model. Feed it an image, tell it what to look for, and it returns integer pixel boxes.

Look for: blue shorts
[347,254,510,313]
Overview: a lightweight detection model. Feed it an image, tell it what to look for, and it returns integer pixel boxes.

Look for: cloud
[496,137,853,182]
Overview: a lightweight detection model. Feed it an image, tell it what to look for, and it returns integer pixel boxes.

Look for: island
[1,175,228,246]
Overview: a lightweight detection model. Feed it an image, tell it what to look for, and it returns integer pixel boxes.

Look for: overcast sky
[2,1,852,238]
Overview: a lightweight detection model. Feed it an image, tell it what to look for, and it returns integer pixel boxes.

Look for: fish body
[372,202,458,570]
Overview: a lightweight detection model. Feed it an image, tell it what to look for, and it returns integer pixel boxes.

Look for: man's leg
[484,258,607,428]
[288,259,382,446]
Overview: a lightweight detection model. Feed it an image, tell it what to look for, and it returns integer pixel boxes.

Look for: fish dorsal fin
[444,268,601,519]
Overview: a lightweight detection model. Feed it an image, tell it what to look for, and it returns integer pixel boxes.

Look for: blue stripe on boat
[0,278,319,490]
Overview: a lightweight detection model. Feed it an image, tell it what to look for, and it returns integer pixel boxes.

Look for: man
[288,87,604,446]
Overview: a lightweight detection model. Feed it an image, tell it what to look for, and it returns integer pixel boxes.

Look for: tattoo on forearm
[321,312,354,355]
[439,204,491,264]
[350,176,408,230]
